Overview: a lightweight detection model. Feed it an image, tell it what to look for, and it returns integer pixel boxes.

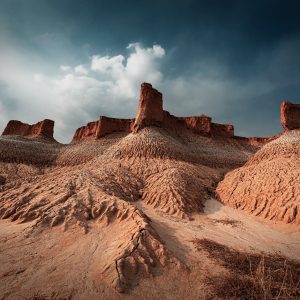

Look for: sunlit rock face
[133,82,163,132]
[2,119,54,139]
[281,101,300,131]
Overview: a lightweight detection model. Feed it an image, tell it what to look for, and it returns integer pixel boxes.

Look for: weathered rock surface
[180,115,212,135]
[72,117,134,143]
[211,123,234,138]
[98,116,134,137]
[133,83,164,132]
[72,121,99,142]
[0,174,6,185]
[217,130,300,225]
[234,134,283,146]
[73,83,287,143]
[281,101,300,130]
[2,119,55,140]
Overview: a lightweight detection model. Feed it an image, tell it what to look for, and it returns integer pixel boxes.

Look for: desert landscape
[0,82,299,299]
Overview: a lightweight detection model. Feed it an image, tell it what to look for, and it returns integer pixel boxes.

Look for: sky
[0,0,299,143]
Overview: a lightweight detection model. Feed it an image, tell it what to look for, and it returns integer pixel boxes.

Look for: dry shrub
[211,218,242,228]
[192,238,300,299]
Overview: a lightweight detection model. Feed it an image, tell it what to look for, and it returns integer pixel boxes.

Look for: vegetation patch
[192,238,300,299]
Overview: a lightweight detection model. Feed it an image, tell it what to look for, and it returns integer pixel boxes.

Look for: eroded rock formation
[180,115,212,135]
[2,119,54,140]
[98,116,134,138]
[72,83,300,144]
[72,121,99,142]
[281,101,300,130]
[217,130,300,225]
[72,117,134,143]
[133,83,164,132]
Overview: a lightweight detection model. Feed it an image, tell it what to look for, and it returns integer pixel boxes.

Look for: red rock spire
[133,83,163,132]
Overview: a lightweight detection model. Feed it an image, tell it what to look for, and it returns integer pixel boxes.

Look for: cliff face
[2,119,54,140]
[98,116,134,138]
[72,121,99,142]
[281,101,300,130]
[133,83,163,132]
[72,83,298,144]
[71,83,237,142]
[71,117,134,143]
[178,115,234,138]
[180,115,212,135]
[133,83,234,138]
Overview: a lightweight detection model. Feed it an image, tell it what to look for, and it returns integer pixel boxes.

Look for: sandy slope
[217,130,300,225]
[0,199,299,299]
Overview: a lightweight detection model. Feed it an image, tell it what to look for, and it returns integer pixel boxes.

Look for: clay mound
[81,126,255,220]
[0,163,184,292]
[0,136,62,185]
[0,164,143,230]
[217,130,300,225]
[105,127,256,168]
[142,164,216,219]
[56,133,126,166]
[0,135,61,166]
[106,127,190,160]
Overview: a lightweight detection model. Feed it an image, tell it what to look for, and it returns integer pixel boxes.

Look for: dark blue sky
[0,0,299,142]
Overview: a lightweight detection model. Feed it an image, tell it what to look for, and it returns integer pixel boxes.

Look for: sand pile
[217,130,300,225]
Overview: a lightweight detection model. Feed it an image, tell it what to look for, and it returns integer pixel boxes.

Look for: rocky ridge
[2,119,55,140]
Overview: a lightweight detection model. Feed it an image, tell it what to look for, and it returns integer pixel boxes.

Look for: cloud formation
[0,43,166,142]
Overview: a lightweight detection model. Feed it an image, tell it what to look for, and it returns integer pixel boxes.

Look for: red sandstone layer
[133,83,163,132]
[71,117,134,143]
[281,101,300,130]
[2,119,54,140]
[70,83,299,144]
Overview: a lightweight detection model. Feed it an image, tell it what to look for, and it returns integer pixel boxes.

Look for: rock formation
[281,101,300,130]
[211,123,234,138]
[98,116,134,137]
[133,83,164,132]
[2,119,54,140]
[71,82,254,141]
[180,115,212,135]
[72,121,99,142]
[72,117,134,143]
[176,116,234,138]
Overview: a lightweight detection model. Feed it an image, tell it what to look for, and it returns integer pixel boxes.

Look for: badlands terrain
[0,83,299,299]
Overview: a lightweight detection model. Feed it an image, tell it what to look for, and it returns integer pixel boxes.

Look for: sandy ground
[137,199,300,263]
[1,198,299,300]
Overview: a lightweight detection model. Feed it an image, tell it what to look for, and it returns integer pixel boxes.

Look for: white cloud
[91,54,125,75]
[74,64,88,75]
[0,42,166,142]
[60,65,71,72]
[89,43,165,98]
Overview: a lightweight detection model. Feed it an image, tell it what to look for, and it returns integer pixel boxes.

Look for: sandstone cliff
[72,83,300,143]
[133,83,163,132]
[72,117,134,143]
[2,119,55,140]
[281,101,300,130]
